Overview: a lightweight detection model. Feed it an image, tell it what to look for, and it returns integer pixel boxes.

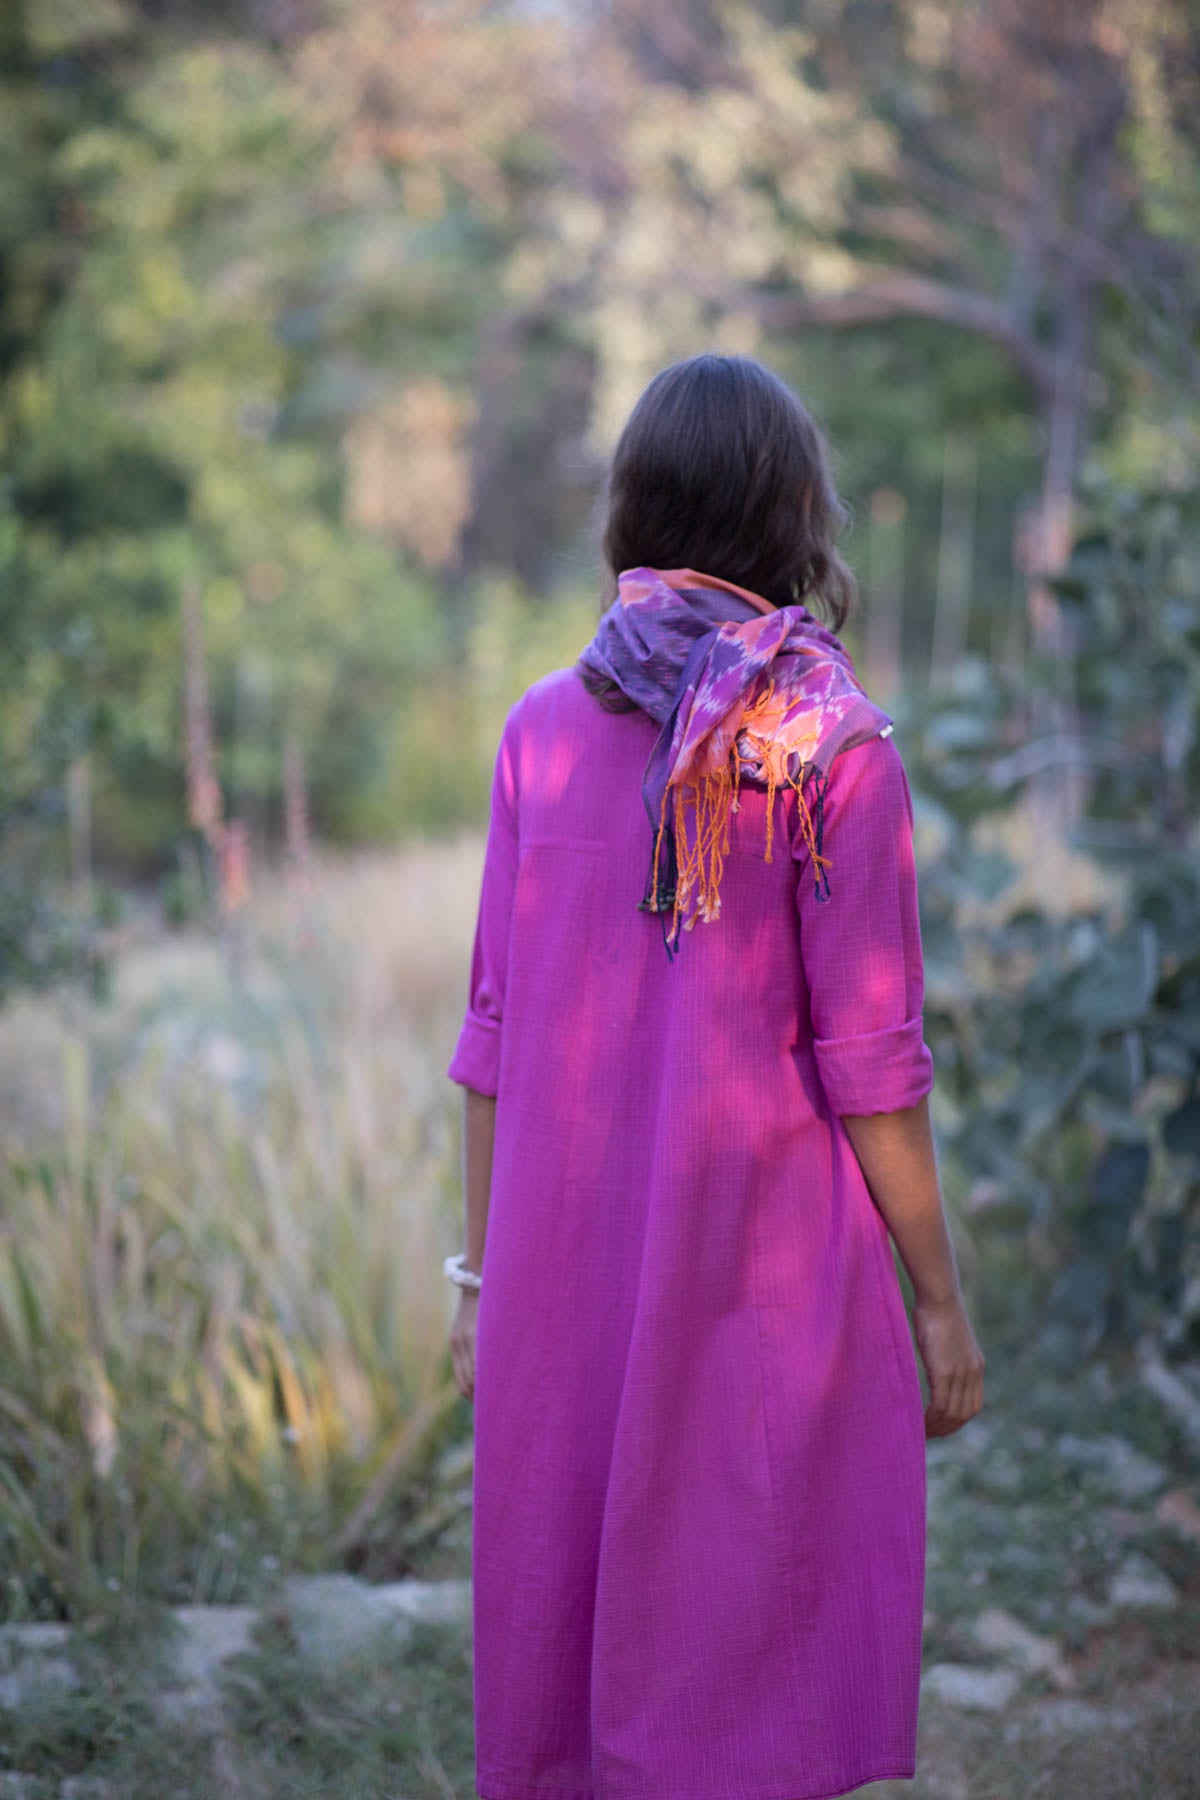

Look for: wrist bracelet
[444,1251,482,1292]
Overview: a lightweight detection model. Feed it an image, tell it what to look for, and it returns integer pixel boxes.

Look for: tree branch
[703,271,1055,397]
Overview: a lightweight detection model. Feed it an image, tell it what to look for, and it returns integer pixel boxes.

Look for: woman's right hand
[912,1294,985,1438]
[450,1288,480,1402]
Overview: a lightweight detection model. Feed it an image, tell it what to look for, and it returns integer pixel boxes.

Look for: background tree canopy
[4,0,1195,894]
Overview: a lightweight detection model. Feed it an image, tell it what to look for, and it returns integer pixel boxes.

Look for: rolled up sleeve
[795,732,935,1117]
[445,708,521,1098]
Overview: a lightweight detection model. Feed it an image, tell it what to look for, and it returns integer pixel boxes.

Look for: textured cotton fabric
[446,664,935,1800]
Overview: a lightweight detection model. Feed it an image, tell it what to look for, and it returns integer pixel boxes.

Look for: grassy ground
[0,839,485,1617]
[2,1330,1198,1800]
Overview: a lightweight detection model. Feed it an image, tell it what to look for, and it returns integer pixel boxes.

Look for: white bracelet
[444,1251,482,1292]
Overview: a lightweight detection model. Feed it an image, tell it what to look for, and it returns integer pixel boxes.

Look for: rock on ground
[1155,1486,1200,1544]
[0,1622,81,1713]
[155,1604,261,1724]
[970,1607,1074,1688]
[921,1662,1022,1712]
[1053,1433,1170,1502]
[278,1574,472,1674]
[152,1576,472,1723]
[1107,1550,1180,1611]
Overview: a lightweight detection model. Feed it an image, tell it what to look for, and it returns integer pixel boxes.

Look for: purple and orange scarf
[576,566,894,959]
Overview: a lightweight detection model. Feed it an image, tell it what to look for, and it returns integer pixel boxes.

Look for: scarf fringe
[644,679,834,955]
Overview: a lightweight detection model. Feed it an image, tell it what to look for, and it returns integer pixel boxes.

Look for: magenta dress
[446,665,934,1800]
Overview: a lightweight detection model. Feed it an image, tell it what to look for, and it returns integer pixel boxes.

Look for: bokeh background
[1,2,1199,1795]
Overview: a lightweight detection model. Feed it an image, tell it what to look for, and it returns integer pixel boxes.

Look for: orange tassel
[651,672,834,946]
[660,766,832,948]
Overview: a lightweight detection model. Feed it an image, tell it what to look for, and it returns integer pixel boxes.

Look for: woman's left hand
[450,1288,480,1401]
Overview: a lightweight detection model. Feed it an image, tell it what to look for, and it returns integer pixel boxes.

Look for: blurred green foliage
[0,0,1087,943]
[0,5,448,961]
[915,477,1200,1354]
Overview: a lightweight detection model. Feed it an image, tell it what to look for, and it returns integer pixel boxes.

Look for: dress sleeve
[793,731,935,1117]
[445,707,521,1098]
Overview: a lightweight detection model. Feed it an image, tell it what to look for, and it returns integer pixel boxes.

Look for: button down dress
[446,664,935,1800]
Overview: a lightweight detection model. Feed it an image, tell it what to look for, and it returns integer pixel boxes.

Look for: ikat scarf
[576,566,895,959]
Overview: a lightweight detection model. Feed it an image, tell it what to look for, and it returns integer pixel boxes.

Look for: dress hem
[476,1764,917,1800]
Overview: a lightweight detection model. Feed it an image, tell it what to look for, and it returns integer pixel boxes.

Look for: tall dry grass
[0,835,487,1621]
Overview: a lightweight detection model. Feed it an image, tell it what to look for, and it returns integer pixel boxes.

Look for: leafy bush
[917,475,1200,1353]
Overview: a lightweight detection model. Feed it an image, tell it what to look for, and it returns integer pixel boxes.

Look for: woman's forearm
[839,1095,962,1307]
[461,1087,497,1274]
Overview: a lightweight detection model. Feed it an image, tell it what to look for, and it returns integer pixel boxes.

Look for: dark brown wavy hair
[578,352,859,714]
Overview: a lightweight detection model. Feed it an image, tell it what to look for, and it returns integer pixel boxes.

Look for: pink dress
[446,664,934,1800]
